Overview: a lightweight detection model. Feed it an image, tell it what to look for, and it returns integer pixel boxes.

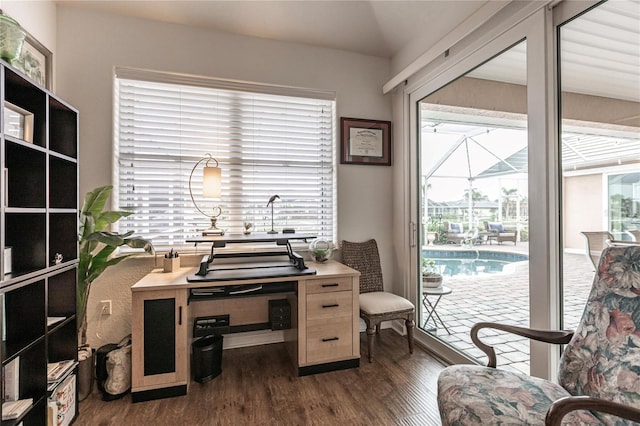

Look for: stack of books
[2,398,32,420]
[47,360,76,390]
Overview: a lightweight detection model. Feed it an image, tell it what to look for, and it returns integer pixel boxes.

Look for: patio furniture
[581,231,614,271]
[422,285,452,334]
[484,221,518,245]
[444,222,466,244]
[341,239,415,362]
[437,245,640,426]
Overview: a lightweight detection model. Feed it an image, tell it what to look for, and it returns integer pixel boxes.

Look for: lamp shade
[203,166,221,198]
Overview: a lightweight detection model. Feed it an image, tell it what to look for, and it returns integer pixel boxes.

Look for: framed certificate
[340,117,391,166]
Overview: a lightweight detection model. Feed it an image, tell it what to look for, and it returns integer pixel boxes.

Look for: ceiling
[57,0,489,58]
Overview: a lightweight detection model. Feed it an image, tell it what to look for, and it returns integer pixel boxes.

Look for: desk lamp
[189,153,225,236]
[266,194,280,234]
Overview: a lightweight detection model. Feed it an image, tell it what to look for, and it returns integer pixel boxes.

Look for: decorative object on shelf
[11,29,52,89]
[77,185,153,400]
[54,253,63,264]
[309,239,333,262]
[3,246,11,275]
[340,117,392,166]
[422,258,443,288]
[3,101,33,142]
[163,249,179,273]
[0,10,26,63]
[243,221,253,235]
[189,153,225,236]
[266,194,280,234]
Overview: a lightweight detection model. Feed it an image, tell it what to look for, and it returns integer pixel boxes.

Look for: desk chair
[341,239,415,362]
[438,245,640,425]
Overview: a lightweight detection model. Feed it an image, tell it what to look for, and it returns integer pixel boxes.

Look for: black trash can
[192,334,223,383]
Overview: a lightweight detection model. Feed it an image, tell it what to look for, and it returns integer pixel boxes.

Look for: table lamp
[189,153,225,236]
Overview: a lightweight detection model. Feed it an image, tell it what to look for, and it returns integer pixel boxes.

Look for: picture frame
[3,101,34,143]
[12,31,52,90]
[340,117,391,166]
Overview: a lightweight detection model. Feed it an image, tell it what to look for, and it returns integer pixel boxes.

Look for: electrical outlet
[100,300,112,316]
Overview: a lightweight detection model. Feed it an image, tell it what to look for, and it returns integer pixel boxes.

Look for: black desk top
[187,263,317,282]
[187,233,316,246]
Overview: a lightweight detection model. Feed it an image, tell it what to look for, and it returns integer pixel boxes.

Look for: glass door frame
[405,5,564,379]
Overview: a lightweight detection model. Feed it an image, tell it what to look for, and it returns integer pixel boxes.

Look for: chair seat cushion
[359,291,414,315]
[438,365,601,425]
[488,222,505,232]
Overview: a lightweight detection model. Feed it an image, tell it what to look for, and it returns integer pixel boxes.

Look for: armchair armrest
[471,322,574,368]
[546,395,640,426]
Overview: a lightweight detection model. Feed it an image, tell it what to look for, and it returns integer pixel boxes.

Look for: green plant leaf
[81,185,112,216]
[77,185,154,346]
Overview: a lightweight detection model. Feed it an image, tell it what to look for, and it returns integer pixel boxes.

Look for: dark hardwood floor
[75,330,446,425]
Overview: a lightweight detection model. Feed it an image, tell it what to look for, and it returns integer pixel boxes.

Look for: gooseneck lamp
[266,194,280,234]
[189,153,225,236]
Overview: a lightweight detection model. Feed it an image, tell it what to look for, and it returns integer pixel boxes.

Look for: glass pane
[560,1,640,330]
[418,40,530,373]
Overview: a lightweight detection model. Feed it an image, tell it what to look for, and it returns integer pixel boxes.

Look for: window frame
[113,68,338,251]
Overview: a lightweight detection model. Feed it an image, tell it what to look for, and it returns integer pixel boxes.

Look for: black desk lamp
[267,194,280,234]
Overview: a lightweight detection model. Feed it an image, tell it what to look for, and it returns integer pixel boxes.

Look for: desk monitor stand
[186,233,316,276]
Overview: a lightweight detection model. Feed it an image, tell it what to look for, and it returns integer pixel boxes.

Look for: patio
[419,243,594,374]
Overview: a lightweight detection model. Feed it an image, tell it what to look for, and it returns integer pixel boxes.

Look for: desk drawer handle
[322,303,339,308]
[179,306,182,325]
[322,283,339,288]
[322,337,339,342]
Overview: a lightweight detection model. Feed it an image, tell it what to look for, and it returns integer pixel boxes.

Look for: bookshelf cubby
[1,60,79,424]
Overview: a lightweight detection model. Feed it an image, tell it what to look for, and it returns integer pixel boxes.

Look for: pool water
[422,250,529,277]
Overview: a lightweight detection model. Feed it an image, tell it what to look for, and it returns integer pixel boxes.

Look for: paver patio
[419,243,594,374]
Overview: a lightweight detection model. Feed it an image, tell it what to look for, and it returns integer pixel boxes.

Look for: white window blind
[114,70,336,249]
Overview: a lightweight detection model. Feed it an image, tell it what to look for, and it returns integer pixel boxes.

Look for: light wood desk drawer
[306,277,352,294]
[306,291,352,321]
[306,316,353,363]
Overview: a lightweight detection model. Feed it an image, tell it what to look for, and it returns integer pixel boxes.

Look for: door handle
[178,306,182,325]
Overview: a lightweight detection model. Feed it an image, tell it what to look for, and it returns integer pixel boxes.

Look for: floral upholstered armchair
[438,245,640,425]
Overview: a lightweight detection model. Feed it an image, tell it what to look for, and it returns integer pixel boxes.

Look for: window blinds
[114,71,336,248]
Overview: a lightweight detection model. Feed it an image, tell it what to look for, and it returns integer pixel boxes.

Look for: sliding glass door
[416,41,531,372]
[559,1,640,330]
[405,0,639,377]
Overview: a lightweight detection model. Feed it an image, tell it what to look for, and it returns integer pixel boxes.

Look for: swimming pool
[422,250,529,277]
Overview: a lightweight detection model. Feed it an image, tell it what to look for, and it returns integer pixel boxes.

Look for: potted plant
[77,185,153,399]
[426,222,439,245]
[422,258,443,288]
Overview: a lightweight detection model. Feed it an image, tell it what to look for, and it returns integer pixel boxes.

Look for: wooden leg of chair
[406,316,415,354]
[366,323,376,362]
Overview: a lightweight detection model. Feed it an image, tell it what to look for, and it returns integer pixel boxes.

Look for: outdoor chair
[581,231,614,271]
[627,230,640,242]
[438,245,640,425]
[444,222,466,245]
[484,221,518,244]
[341,239,415,362]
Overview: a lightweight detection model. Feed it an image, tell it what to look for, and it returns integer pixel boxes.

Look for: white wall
[55,6,394,347]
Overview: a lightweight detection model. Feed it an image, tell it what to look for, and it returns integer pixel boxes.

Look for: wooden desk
[130,260,360,402]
